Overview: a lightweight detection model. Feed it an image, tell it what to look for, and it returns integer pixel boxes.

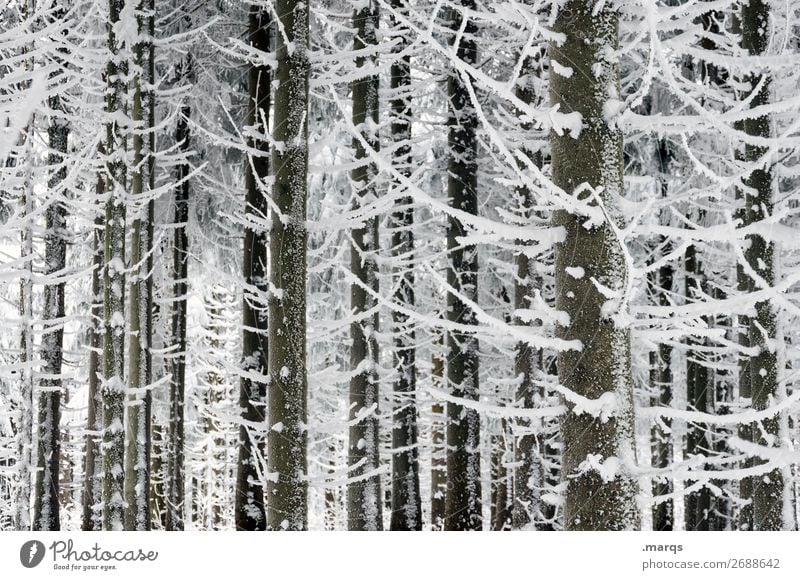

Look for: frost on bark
[684,241,712,530]
[388,0,422,532]
[33,9,70,527]
[101,0,128,531]
[430,337,446,530]
[550,1,640,530]
[30,1,70,531]
[648,141,674,531]
[738,0,783,531]
[15,140,34,532]
[235,4,270,531]
[82,208,103,531]
[444,0,482,532]
[166,55,193,532]
[684,11,724,532]
[124,0,153,531]
[511,41,549,531]
[347,0,383,532]
[267,0,309,531]
[13,0,36,532]
[490,416,511,530]
[201,290,227,529]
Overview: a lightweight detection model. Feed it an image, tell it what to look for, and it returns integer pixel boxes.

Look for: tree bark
[430,338,446,530]
[347,0,383,532]
[739,0,783,531]
[32,2,70,530]
[166,56,192,531]
[266,0,310,531]
[235,5,270,531]
[101,0,128,531]
[511,42,548,531]
[684,242,712,531]
[82,209,103,531]
[124,0,153,531]
[550,0,641,530]
[388,0,422,532]
[444,0,482,532]
[33,60,69,535]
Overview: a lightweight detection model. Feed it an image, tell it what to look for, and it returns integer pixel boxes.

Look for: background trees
[1,0,800,532]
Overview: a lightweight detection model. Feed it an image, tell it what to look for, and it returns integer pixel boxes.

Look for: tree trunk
[235,5,270,531]
[444,0,482,532]
[32,22,70,527]
[203,289,226,529]
[684,241,712,531]
[101,0,128,531]
[739,0,783,531]
[649,178,674,531]
[388,0,422,532]
[511,42,546,530]
[14,16,36,528]
[347,0,383,532]
[82,209,103,531]
[124,0,153,531]
[149,421,167,528]
[430,339,446,530]
[550,0,641,530]
[266,0,310,531]
[490,417,511,530]
[166,56,192,531]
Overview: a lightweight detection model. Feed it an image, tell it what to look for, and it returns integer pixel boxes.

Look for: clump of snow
[565,266,585,279]
[578,454,621,483]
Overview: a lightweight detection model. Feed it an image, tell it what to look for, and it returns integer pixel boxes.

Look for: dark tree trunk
[266,0,310,530]
[347,0,383,532]
[550,0,641,530]
[82,210,104,531]
[388,0,422,532]
[739,0,784,531]
[101,0,128,531]
[235,5,270,532]
[33,54,70,529]
[444,0,482,532]
[166,58,192,530]
[430,340,446,530]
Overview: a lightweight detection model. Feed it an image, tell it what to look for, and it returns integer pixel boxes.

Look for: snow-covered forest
[1,0,800,532]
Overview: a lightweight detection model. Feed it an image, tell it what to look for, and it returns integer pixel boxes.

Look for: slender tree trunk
[124,0,152,531]
[444,0,482,532]
[512,237,544,529]
[203,289,225,529]
[149,421,167,528]
[33,16,70,527]
[82,209,103,531]
[736,193,753,530]
[101,0,128,531]
[650,223,674,530]
[267,0,310,531]
[235,5,270,531]
[16,150,34,531]
[649,141,674,531]
[491,417,511,530]
[166,56,192,531]
[14,9,36,528]
[347,0,383,532]
[684,242,712,531]
[739,0,783,531]
[388,0,422,532]
[430,340,446,530]
[511,42,546,530]
[550,0,641,530]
